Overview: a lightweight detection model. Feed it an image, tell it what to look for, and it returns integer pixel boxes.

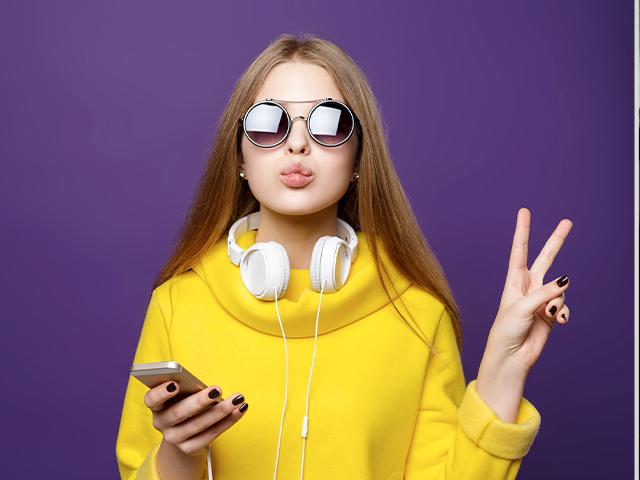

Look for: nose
[286,116,310,153]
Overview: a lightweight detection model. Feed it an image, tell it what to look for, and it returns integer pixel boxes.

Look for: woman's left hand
[484,207,574,376]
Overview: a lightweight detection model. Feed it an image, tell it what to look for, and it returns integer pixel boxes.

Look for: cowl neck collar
[192,229,412,338]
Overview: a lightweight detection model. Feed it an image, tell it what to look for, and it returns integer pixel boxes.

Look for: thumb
[520,275,570,314]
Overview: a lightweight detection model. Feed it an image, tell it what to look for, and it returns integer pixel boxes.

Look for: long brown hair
[153,33,463,352]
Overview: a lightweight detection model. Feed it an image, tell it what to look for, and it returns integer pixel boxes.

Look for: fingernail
[549,305,557,315]
[561,313,567,321]
[212,401,219,406]
[232,394,245,406]
[557,275,569,287]
[166,383,176,392]
[209,388,220,399]
[239,402,249,413]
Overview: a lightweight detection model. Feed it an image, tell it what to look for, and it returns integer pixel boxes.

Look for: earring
[351,171,359,182]
[239,170,246,179]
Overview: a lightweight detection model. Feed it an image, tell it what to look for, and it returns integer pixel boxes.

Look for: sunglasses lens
[309,101,354,146]
[244,103,288,146]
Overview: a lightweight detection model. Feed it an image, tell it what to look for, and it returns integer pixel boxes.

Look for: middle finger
[165,393,247,442]
[529,219,573,281]
[157,386,223,430]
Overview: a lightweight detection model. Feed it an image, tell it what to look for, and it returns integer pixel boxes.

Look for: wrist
[483,329,532,379]
[157,439,206,480]
[478,356,529,386]
[475,351,529,423]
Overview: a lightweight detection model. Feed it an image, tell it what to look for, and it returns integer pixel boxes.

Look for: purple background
[1,1,634,478]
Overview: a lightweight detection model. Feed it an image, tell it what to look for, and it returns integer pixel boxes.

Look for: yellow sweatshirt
[116,229,541,479]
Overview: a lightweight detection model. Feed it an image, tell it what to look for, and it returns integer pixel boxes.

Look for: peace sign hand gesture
[485,207,574,376]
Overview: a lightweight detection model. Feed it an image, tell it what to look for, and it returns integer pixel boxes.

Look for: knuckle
[170,406,184,425]
[197,393,211,409]
[143,393,152,409]
[163,429,176,445]
[232,407,243,420]
[219,401,235,415]
[179,443,194,456]
[151,415,161,431]
[178,443,193,456]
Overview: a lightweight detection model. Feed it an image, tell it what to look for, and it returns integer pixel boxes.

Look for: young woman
[116,34,573,480]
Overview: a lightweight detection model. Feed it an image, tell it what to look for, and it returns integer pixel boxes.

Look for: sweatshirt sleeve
[115,287,172,480]
[403,307,542,479]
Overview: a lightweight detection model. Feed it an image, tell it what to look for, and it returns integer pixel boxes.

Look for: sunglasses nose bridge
[287,115,310,145]
[289,114,310,134]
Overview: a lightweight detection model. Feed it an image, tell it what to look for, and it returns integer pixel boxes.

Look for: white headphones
[227,211,359,300]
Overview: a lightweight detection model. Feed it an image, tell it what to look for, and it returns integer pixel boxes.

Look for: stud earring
[351,171,359,182]
[239,170,246,179]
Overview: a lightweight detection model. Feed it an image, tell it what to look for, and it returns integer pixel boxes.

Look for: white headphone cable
[206,444,213,480]
[299,277,325,480]
[206,282,320,480]
[271,277,326,480]
[273,285,289,480]
[205,280,295,480]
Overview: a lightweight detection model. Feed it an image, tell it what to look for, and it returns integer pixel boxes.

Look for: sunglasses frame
[238,97,359,148]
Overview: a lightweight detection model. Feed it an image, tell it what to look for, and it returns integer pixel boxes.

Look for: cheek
[310,160,354,198]
[245,164,277,196]
[318,162,352,184]
[327,152,356,179]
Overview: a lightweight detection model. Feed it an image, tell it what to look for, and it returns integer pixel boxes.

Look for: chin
[260,200,339,217]
[269,205,325,216]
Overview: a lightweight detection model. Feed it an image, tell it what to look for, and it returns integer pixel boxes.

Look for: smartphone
[130,361,223,406]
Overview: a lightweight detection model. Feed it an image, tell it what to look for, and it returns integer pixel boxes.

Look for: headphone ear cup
[240,242,290,300]
[271,241,290,298]
[310,236,351,293]
[310,236,329,292]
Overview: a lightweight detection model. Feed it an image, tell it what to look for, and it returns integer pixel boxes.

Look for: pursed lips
[280,164,313,176]
[280,169,315,188]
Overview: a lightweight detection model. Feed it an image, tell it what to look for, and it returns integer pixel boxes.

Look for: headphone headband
[227,211,358,266]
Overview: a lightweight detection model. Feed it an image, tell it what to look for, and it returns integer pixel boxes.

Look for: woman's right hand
[144,381,249,457]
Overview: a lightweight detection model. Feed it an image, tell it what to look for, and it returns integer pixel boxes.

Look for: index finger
[507,207,531,273]
[144,381,180,412]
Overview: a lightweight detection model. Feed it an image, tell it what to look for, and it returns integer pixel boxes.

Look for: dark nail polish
[556,275,569,287]
[166,383,176,392]
[549,305,557,315]
[239,402,249,413]
[232,394,245,406]
[209,388,220,399]
[561,313,567,320]
[212,401,219,406]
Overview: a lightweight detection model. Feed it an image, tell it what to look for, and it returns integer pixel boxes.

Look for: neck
[254,204,339,269]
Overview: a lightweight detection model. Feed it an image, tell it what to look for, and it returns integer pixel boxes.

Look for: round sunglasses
[238,98,360,148]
